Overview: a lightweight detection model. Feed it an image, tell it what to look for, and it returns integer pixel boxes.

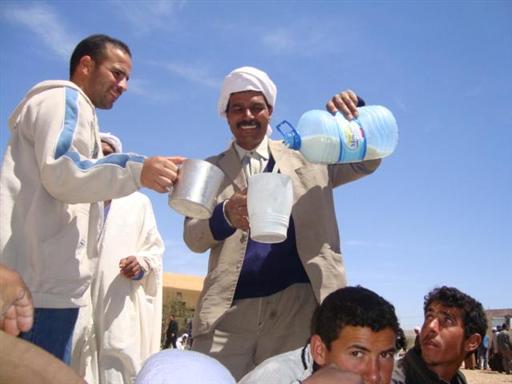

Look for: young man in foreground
[239,286,400,384]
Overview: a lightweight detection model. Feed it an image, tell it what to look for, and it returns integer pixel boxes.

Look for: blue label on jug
[338,120,366,162]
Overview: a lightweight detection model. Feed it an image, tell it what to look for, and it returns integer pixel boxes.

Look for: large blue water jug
[276,105,398,164]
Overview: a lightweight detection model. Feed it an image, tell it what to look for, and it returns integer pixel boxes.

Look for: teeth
[240,124,257,130]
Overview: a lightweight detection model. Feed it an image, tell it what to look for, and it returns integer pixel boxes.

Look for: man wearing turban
[183,66,382,380]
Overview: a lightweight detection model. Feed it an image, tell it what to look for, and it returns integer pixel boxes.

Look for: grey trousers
[192,283,318,381]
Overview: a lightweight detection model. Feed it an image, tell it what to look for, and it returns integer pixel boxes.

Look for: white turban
[99,132,123,153]
[217,66,277,117]
[135,350,236,384]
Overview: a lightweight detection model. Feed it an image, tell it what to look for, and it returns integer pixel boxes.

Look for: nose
[362,359,381,384]
[118,77,128,92]
[427,317,440,333]
[242,107,255,119]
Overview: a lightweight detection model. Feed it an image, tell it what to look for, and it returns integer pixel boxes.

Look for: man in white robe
[72,133,164,384]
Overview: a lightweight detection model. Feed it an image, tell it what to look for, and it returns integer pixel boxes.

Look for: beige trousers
[192,283,318,381]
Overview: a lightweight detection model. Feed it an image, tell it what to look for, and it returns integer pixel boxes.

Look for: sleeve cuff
[131,256,149,280]
[132,270,145,281]
[209,201,236,241]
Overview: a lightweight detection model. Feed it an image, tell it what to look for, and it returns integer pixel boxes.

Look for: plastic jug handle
[276,120,301,150]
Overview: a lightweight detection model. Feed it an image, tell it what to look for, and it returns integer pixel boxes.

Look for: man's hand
[325,89,360,120]
[141,156,186,193]
[225,190,250,231]
[0,264,34,336]
[119,256,142,279]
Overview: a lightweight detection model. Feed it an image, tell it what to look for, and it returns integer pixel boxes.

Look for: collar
[401,347,467,384]
[233,135,269,161]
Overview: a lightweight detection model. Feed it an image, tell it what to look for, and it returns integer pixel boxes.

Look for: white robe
[72,192,164,384]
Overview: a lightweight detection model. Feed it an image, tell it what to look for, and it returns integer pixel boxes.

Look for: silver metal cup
[168,159,224,219]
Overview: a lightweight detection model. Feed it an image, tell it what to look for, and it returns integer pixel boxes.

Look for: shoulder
[269,139,325,171]
[206,147,233,164]
[239,347,305,384]
[132,191,151,204]
[269,139,300,159]
[117,191,151,206]
[454,369,468,384]
[390,357,406,384]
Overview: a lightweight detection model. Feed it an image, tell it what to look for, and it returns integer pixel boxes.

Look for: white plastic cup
[247,173,293,243]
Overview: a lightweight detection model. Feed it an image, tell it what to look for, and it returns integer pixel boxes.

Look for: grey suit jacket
[184,139,381,336]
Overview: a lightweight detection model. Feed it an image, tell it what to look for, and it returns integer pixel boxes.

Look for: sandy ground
[461,369,512,384]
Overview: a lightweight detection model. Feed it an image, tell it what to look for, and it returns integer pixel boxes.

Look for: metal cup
[168,159,224,219]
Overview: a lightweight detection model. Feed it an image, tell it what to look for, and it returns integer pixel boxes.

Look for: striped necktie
[242,152,260,179]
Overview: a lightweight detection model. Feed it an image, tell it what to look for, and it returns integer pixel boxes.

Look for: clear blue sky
[1,1,510,330]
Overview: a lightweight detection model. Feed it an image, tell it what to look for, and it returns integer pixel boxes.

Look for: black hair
[311,286,400,350]
[396,327,408,351]
[69,34,131,78]
[424,286,488,339]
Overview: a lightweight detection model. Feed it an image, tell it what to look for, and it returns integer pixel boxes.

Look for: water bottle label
[338,119,366,162]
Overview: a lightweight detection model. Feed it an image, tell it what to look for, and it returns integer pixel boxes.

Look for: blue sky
[1,0,510,330]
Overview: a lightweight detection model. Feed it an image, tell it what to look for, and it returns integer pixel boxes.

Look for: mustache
[237,120,261,129]
[421,335,441,348]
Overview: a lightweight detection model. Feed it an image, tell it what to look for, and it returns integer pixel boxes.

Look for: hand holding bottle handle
[325,89,361,120]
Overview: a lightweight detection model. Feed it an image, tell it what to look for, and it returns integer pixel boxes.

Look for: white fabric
[100,132,123,153]
[0,80,144,308]
[71,191,164,384]
[239,344,313,384]
[135,350,236,384]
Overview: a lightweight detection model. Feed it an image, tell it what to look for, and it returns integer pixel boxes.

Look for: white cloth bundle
[99,131,123,153]
[135,350,236,384]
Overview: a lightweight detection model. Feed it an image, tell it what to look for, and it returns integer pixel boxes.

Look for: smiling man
[0,34,183,363]
[392,286,487,384]
[239,286,400,384]
[183,66,384,380]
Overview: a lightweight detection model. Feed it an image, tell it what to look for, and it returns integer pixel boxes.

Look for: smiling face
[225,90,272,150]
[79,43,132,109]
[311,326,397,384]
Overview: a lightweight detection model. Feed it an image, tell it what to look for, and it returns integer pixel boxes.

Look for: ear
[464,333,482,353]
[310,334,329,367]
[78,55,94,75]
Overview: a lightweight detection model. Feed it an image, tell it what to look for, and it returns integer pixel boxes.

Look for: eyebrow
[349,344,371,352]
[382,347,397,354]
[348,344,397,353]
[426,308,457,318]
[230,100,266,106]
[110,64,130,81]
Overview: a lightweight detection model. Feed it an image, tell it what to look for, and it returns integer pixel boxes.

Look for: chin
[420,349,440,365]
[97,103,114,110]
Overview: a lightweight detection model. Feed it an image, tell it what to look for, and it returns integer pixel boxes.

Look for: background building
[163,272,204,310]
[161,272,204,346]
[486,308,512,332]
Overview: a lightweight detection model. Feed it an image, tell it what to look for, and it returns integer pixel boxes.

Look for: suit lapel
[217,145,247,191]
[269,140,301,176]
[269,140,313,206]
[217,140,304,192]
